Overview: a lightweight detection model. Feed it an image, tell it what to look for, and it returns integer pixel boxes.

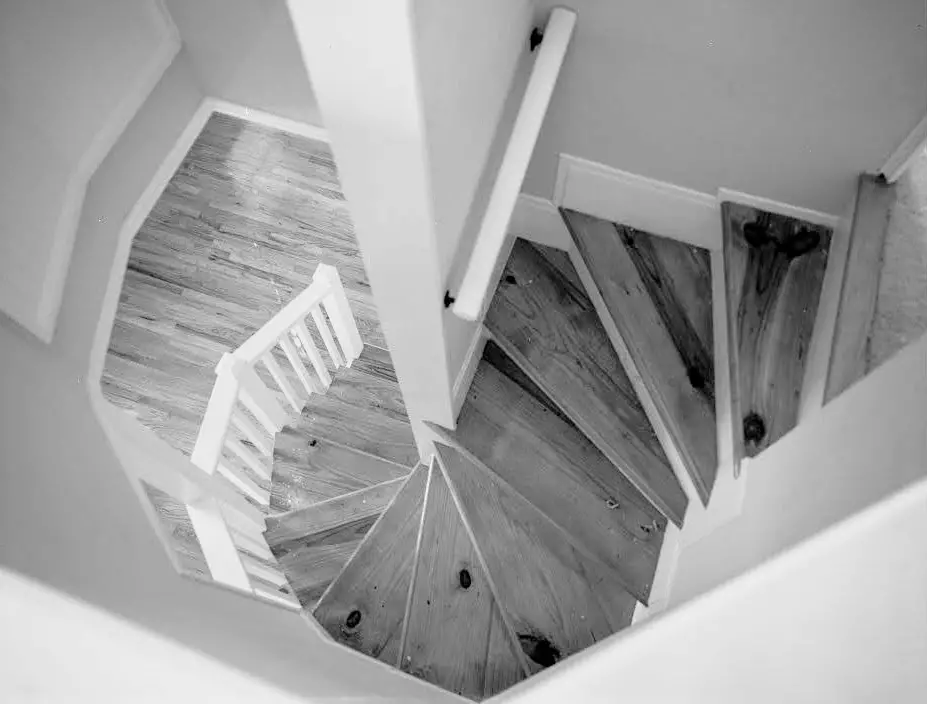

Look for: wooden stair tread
[435,443,638,674]
[563,210,718,504]
[484,238,687,526]
[438,360,664,603]
[264,477,407,610]
[825,175,895,403]
[400,467,527,699]
[722,202,831,460]
[313,463,428,666]
[271,435,409,511]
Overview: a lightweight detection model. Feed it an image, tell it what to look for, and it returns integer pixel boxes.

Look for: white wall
[165,0,321,125]
[526,0,927,217]
[498,476,927,704]
[0,47,454,704]
[0,0,178,341]
[0,569,313,704]
[671,330,927,606]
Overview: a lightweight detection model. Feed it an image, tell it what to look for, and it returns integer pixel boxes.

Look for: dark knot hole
[345,609,362,629]
[743,412,767,445]
[458,569,472,590]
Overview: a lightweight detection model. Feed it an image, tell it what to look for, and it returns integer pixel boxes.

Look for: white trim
[207,98,329,144]
[798,191,858,422]
[555,154,721,250]
[716,187,841,231]
[632,523,681,624]
[451,326,488,421]
[509,194,571,249]
[879,113,927,183]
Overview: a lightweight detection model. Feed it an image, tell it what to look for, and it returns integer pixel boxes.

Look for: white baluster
[279,333,320,397]
[191,353,240,475]
[239,552,288,588]
[235,359,289,435]
[311,306,344,368]
[314,263,363,364]
[187,497,252,590]
[217,462,269,506]
[295,319,332,388]
[231,407,273,456]
[225,437,271,481]
[260,352,301,412]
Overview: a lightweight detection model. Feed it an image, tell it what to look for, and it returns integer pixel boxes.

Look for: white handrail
[452,7,576,321]
[182,262,364,602]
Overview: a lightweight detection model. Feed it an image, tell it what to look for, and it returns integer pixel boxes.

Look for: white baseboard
[207,98,329,144]
[716,187,841,231]
[554,154,721,250]
[509,194,571,250]
[451,325,488,420]
[880,113,927,183]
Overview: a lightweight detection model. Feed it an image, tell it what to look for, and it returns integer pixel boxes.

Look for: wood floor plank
[313,464,428,666]
[271,434,410,511]
[722,202,832,459]
[102,111,385,469]
[485,239,687,526]
[400,468,519,699]
[264,478,407,610]
[436,444,638,674]
[825,175,895,403]
[563,211,718,504]
[141,481,210,579]
[483,601,529,699]
[441,361,664,603]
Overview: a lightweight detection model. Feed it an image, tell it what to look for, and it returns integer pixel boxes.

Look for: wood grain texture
[313,463,428,666]
[275,345,418,472]
[563,210,717,504]
[436,444,638,674]
[101,111,383,463]
[485,239,687,526]
[825,175,895,403]
[400,468,524,699]
[483,601,529,699]
[443,360,664,603]
[142,481,210,579]
[722,202,832,460]
[265,477,406,610]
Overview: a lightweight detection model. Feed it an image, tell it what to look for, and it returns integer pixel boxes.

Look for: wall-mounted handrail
[452,7,576,321]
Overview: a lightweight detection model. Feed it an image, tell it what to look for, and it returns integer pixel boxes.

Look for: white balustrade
[179,263,363,604]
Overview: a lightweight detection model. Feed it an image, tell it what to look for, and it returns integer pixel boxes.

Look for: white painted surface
[209,99,329,143]
[452,8,576,321]
[881,113,927,183]
[671,331,927,607]
[555,155,722,250]
[509,194,572,249]
[498,476,927,704]
[526,0,927,219]
[0,568,320,704]
[0,0,178,341]
[164,0,322,125]
[286,0,455,430]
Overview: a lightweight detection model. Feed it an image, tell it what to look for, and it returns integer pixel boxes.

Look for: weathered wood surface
[443,360,664,603]
[722,202,832,460]
[564,210,717,504]
[313,464,428,666]
[265,477,406,609]
[484,239,687,526]
[275,345,418,471]
[142,481,210,579]
[102,112,383,463]
[436,444,638,674]
[825,175,895,403]
[401,468,526,699]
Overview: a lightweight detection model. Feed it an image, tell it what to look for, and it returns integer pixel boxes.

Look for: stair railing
[183,262,364,604]
[450,7,576,322]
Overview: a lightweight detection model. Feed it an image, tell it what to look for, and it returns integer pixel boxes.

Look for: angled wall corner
[0,0,180,342]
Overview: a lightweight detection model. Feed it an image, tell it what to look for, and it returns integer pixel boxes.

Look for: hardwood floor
[101,111,383,460]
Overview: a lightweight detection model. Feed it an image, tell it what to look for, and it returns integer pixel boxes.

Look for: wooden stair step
[435,443,638,674]
[485,238,687,526]
[271,435,410,511]
[432,358,664,603]
[400,466,527,699]
[312,463,429,666]
[265,476,408,610]
[825,175,895,403]
[564,210,718,504]
[722,202,832,461]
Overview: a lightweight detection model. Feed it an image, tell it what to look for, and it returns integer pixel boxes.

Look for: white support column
[186,497,252,591]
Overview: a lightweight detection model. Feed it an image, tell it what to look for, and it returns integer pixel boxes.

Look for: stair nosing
[482,325,687,528]
[427,428,653,606]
